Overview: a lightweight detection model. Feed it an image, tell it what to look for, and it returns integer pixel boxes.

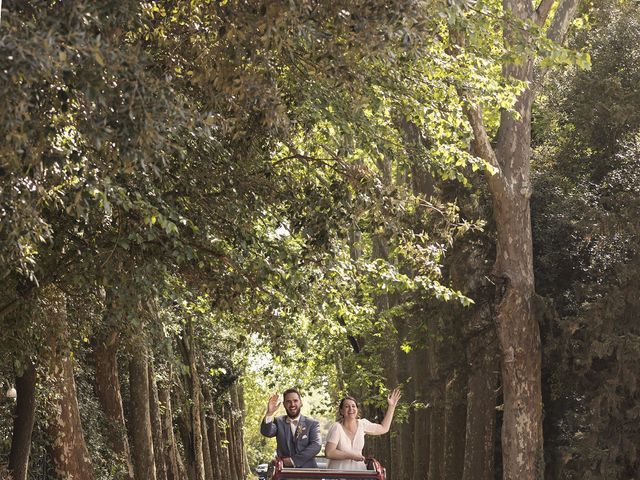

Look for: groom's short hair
[283,388,301,400]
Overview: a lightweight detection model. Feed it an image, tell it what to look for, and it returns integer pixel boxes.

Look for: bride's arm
[364,388,402,435]
[325,441,364,461]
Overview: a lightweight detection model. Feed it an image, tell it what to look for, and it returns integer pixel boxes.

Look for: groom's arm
[291,420,321,467]
[261,392,281,438]
[260,416,278,437]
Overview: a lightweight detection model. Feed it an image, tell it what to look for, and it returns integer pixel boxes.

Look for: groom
[260,388,321,468]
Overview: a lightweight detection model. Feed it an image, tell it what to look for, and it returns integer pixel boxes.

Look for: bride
[325,388,401,470]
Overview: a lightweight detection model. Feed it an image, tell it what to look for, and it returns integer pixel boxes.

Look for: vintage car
[268,456,386,479]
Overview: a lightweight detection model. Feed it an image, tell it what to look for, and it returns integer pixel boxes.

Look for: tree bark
[200,392,214,480]
[462,333,498,480]
[8,360,37,480]
[492,76,544,478]
[393,316,415,479]
[412,346,431,480]
[175,376,196,480]
[149,360,168,480]
[460,0,581,476]
[159,374,183,480]
[371,199,399,475]
[427,379,446,480]
[177,324,206,480]
[231,383,250,479]
[224,400,240,480]
[204,388,223,480]
[189,374,206,480]
[47,349,95,480]
[93,328,135,480]
[215,404,230,480]
[128,343,157,480]
[215,403,231,480]
[444,368,468,480]
[41,289,94,480]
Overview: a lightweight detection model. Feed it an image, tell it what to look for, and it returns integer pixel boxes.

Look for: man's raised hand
[266,392,281,416]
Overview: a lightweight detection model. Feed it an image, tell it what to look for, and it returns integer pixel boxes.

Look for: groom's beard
[285,407,299,418]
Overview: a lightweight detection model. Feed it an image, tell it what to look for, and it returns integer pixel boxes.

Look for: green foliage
[532,2,640,477]
[0,0,597,476]
[242,371,275,468]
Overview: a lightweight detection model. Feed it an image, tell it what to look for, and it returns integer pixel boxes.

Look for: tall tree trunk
[204,388,223,480]
[460,1,581,477]
[215,404,231,480]
[159,374,183,480]
[189,373,205,480]
[175,376,196,480]
[400,116,437,480]
[443,368,468,480]
[395,319,414,478]
[467,85,543,480]
[492,123,543,479]
[224,400,240,480]
[423,303,449,480]
[46,348,95,480]
[231,383,250,479]
[462,326,498,480]
[128,342,157,480]
[41,289,94,480]
[177,323,206,480]
[371,180,400,474]
[149,360,168,480]
[427,378,446,480]
[214,404,230,480]
[200,392,214,480]
[8,360,37,480]
[93,328,135,480]
[412,405,431,480]
[492,74,543,479]
[412,346,431,480]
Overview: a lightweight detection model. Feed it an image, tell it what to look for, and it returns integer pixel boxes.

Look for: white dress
[326,419,376,470]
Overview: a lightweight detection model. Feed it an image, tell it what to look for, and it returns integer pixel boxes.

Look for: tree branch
[463,103,502,177]
[336,315,361,354]
[448,27,503,187]
[0,297,20,320]
[547,0,581,43]
[533,0,556,26]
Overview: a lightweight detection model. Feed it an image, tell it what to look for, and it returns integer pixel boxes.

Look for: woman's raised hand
[387,388,402,407]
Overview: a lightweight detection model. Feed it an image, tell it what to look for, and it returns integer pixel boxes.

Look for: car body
[269,456,386,479]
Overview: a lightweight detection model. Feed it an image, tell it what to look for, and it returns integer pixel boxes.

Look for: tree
[40,287,95,480]
[8,360,37,480]
[454,0,583,477]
